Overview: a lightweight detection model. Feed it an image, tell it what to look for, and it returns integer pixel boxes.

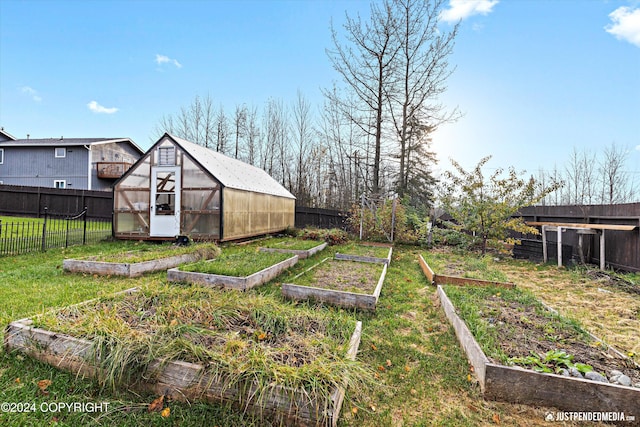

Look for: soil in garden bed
[296,259,382,294]
[445,285,640,385]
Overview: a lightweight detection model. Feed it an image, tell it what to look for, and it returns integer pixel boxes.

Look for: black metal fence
[0,207,112,256]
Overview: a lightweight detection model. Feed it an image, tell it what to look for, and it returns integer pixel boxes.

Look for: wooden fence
[0,185,346,229]
[516,203,640,272]
[0,185,112,219]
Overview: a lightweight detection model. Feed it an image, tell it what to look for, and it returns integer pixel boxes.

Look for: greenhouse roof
[168,134,295,199]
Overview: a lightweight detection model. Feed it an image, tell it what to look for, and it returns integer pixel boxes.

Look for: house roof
[0,128,16,141]
[0,137,145,154]
[167,134,295,199]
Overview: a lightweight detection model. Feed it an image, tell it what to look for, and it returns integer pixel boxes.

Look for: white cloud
[440,0,499,23]
[155,53,182,68]
[87,100,119,114]
[606,6,640,47]
[636,144,640,151]
[20,86,42,102]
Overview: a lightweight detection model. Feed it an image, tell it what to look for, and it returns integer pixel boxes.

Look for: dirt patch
[304,260,381,293]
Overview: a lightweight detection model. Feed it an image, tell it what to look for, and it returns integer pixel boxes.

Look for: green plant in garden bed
[509,350,593,374]
[83,242,220,264]
[32,284,372,403]
[260,237,324,250]
[338,242,390,259]
[179,247,292,277]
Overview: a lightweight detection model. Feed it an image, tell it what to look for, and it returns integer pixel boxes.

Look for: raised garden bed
[436,283,640,414]
[168,249,298,290]
[63,243,219,277]
[419,252,514,289]
[259,238,327,259]
[282,258,387,311]
[335,243,392,265]
[4,286,365,426]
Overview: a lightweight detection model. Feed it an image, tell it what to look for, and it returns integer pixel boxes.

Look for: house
[0,132,144,191]
[113,133,295,241]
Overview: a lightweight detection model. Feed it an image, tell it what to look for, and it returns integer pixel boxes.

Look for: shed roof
[167,134,295,199]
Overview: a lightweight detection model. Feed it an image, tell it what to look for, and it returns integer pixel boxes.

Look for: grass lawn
[0,241,602,426]
[259,236,325,250]
[178,246,292,276]
[337,242,391,259]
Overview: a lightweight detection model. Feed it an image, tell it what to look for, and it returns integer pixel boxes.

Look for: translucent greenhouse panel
[118,157,151,189]
[182,213,220,238]
[115,190,150,212]
[115,212,150,234]
[182,189,220,211]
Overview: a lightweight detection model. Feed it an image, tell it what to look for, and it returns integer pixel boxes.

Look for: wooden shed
[113,133,295,241]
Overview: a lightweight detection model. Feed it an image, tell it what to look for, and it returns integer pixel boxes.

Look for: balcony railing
[97,162,132,179]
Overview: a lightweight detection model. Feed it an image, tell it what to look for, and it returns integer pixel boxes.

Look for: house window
[0,148,3,164]
[158,147,176,166]
[55,147,66,158]
[54,180,66,189]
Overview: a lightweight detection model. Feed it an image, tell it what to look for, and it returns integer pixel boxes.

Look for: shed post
[599,230,605,270]
[557,226,562,267]
[542,225,548,263]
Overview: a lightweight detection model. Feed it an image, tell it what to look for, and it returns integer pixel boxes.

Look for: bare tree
[232,105,247,160]
[325,1,400,195]
[387,0,458,206]
[152,94,216,148]
[598,142,636,204]
[214,104,229,154]
[291,90,315,206]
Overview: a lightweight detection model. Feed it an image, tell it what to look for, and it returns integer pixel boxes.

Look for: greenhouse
[113,133,295,241]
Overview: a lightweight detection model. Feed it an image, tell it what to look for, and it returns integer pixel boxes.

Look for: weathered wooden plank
[485,363,640,414]
[434,274,516,289]
[527,221,636,231]
[437,285,489,387]
[281,283,378,311]
[372,263,387,299]
[167,255,298,290]
[259,242,327,260]
[63,251,211,277]
[334,253,389,265]
[418,255,435,285]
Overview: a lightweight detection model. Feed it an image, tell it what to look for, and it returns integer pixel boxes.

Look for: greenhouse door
[150,167,181,237]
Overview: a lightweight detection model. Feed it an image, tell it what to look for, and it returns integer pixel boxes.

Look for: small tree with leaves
[439,156,561,254]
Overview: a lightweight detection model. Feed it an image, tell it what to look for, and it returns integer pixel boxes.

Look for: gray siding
[90,142,142,191]
[0,146,89,189]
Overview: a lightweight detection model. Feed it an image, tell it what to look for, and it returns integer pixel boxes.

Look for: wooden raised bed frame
[167,255,299,290]
[418,254,515,289]
[63,251,214,278]
[436,285,639,413]
[4,300,362,427]
[259,242,328,259]
[282,258,387,311]
[335,246,392,265]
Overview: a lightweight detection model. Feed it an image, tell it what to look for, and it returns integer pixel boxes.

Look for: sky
[1,0,639,178]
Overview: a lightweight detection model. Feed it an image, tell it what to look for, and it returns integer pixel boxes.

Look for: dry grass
[498,260,640,357]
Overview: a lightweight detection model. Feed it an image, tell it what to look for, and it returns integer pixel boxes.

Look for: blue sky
[1,0,639,177]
